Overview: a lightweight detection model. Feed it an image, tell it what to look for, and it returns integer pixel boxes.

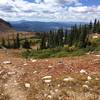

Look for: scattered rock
[83,85,89,89]
[48,65,53,68]
[45,59,48,62]
[33,71,37,74]
[55,89,59,92]
[0,70,4,74]
[42,75,52,79]
[63,77,74,82]
[95,55,100,57]
[3,61,11,64]
[95,77,99,80]
[4,84,8,88]
[44,79,51,83]
[57,84,60,87]
[25,83,31,88]
[8,71,16,75]
[85,81,89,84]
[30,59,37,63]
[23,63,28,66]
[50,90,55,95]
[48,95,52,99]
[87,76,92,80]
[80,69,87,74]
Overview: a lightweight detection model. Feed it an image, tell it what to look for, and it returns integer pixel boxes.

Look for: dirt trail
[0,50,100,100]
[3,64,27,100]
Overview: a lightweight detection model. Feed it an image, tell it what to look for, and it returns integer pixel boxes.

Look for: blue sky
[0,0,100,22]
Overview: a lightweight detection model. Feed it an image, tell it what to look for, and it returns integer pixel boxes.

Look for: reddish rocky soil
[0,50,100,100]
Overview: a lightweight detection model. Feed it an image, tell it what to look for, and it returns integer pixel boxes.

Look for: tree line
[0,19,100,50]
[40,19,100,49]
[0,33,31,49]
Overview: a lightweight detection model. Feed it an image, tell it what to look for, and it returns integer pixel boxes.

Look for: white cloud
[0,0,100,22]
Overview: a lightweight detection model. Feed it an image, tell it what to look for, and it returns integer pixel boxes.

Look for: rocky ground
[0,50,100,100]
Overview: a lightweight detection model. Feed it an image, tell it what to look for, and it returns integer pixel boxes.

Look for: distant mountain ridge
[0,18,15,33]
[10,20,87,32]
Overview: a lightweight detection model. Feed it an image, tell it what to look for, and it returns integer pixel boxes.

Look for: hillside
[0,18,15,33]
[10,20,87,32]
[0,50,100,100]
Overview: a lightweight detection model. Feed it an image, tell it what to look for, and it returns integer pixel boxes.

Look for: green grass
[22,47,88,59]
[21,38,100,59]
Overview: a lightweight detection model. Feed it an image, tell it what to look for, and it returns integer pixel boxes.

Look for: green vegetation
[22,45,100,59]
[22,19,100,59]
[0,19,100,59]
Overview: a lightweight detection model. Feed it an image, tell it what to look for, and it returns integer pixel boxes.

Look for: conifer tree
[1,37,6,47]
[7,36,11,48]
[16,33,20,48]
[40,33,47,49]
[22,38,31,49]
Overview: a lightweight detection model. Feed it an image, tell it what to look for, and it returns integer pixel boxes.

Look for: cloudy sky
[0,0,100,22]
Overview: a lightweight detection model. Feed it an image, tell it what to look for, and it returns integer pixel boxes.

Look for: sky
[0,0,100,22]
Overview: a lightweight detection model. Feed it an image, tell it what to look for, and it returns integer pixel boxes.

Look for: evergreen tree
[16,33,20,48]
[93,19,97,33]
[1,37,6,47]
[40,33,47,49]
[7,36,11,48]
[57,29,64,47]
[79,24,89,48]
[22,38,31,49]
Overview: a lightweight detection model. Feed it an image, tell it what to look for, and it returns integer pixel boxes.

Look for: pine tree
[93,19,97,33]
[7,36,11,48]
[57,29,64,47]
[1,37,6,47]
[79,24,89,48]
[16,33,20,48]
[22,38,31,49]
[40,33,47,49]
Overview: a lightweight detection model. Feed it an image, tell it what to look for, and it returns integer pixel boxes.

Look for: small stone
[95,78,99,80]
[83,85,89,88]
[48,65,53,68]
[23,63,28,66]
[42,76,52,79]
[25,83,31,88]
[44,79,51,83]
[63,77,74,82]
[48,95,52,99]
[3,61,11,64]
[8,71,16,75]
[85,81,89,84]
[57,84,60,87]
[87,76,92,80]
[95,55,100,57]
[55,89,59,92]
[33,71,37,74]
[80,69,87,74]
[30,59,37,63]
[45,59,48,62]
